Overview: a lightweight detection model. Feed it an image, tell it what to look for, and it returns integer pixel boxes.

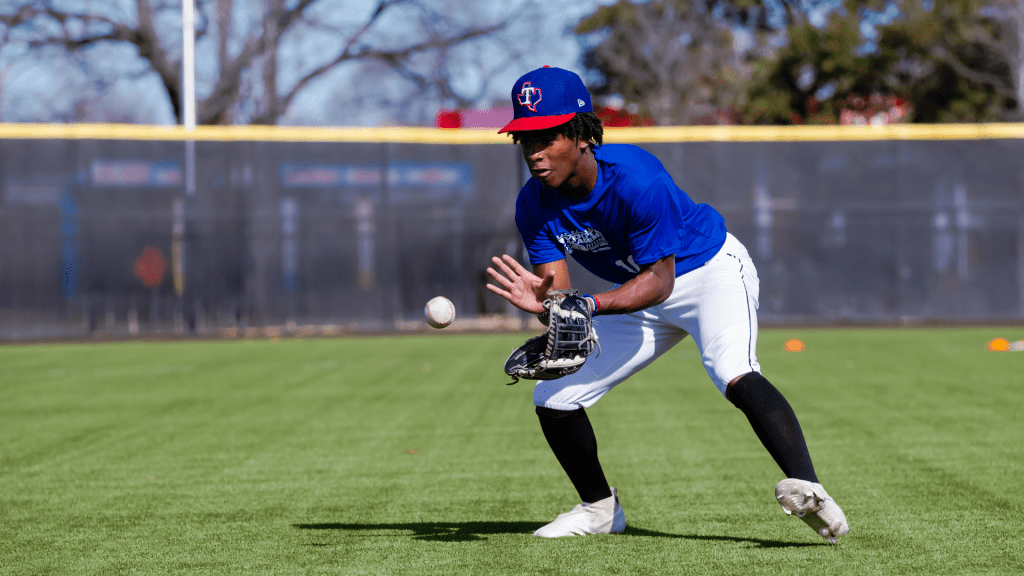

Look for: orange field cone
[784,338,805,352]
[988,338,1010,351]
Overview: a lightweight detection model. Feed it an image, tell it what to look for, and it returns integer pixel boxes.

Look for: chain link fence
[1,130,1022,340]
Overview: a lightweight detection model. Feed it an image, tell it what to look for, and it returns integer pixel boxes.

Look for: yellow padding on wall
[0,122,1021,143]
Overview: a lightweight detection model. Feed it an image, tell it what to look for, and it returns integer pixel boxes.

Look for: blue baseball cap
[498,66,593,134]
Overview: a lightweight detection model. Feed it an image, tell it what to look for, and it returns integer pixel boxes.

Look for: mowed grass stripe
[1,329,1022,575]
[754,329,1024,572]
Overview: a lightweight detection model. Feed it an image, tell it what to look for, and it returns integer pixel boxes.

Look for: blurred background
[1,0,1022,339]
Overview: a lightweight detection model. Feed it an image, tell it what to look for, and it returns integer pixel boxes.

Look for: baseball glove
[503,291,599,385]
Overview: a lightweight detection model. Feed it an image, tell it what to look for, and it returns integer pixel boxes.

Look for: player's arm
[589,254,675,315]
[535,259,571,292]
[486,255,570,314]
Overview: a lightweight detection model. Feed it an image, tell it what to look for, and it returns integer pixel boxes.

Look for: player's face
[519,132,589,190]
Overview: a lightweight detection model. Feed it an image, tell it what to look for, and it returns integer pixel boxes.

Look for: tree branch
[930,43,1018,102]
[2,0,518,125]
[278,21,504,116]
[201,0,323,123]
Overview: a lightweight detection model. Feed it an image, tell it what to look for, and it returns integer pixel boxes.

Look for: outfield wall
[1,123,1022,340]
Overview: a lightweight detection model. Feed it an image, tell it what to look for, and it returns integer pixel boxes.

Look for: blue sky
[287,0,627,126]
[1,0,887,126]
[0,0,626,125]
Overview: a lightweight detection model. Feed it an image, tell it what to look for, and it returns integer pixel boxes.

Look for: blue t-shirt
[516,143,726,285]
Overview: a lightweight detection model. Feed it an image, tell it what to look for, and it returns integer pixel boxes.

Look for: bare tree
[312,0,552,126]
[0,0,513,125]
[576,0,758,125]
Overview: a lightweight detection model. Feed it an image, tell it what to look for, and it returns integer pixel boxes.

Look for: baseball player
[486,66,849,542]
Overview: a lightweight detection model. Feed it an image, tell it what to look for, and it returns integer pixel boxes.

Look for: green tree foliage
[879,0,1022,122]
[577,0,1022,125]
[740,6,880,124]
[742,0,1022,124]
[575,0,766,125]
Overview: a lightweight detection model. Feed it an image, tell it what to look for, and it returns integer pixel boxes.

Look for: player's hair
[510,112,604,149]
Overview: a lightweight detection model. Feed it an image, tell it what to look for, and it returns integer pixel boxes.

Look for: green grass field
[2,328,1023,575]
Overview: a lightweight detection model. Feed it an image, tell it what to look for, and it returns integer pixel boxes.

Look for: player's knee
[536,406,583,420]
[727,371,762,387]
[725,371,769,407]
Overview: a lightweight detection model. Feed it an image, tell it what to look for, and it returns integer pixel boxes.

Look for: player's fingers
[492,255,518,279]
[502,254,531,277]
[486,267,513,289]
[485,283,511,300]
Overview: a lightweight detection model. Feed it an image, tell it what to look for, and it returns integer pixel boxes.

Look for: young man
[486,66,849,543]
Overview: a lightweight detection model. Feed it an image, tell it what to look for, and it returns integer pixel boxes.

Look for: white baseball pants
[533,233,761,411]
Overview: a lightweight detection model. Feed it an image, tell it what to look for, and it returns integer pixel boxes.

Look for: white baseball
[424,296,455,329]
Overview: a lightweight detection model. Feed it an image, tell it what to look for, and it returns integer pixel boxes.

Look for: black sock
[726,372,819,483]
[536,406,613,503]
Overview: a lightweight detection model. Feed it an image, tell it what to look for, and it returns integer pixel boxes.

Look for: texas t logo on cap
[499,66,593,134]
[517,82,542,112]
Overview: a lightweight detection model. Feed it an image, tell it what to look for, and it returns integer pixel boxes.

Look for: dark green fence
[2,127,1022,340]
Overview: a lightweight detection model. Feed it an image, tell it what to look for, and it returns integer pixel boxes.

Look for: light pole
[174,0,197,332]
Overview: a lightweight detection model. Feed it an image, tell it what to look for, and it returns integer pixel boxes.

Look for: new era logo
[578,99,585,107]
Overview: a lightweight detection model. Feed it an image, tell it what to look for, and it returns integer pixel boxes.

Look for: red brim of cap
[498,113,576,134]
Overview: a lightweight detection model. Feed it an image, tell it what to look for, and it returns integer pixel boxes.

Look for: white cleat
[775,478,850,544]
[533,487,626,538]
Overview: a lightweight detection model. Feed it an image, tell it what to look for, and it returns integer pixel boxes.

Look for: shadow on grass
[293,521,816,547]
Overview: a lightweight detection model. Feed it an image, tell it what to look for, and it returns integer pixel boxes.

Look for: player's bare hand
[486,254,554,314]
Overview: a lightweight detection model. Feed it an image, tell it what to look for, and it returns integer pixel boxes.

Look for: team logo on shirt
[556,228,610,254]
